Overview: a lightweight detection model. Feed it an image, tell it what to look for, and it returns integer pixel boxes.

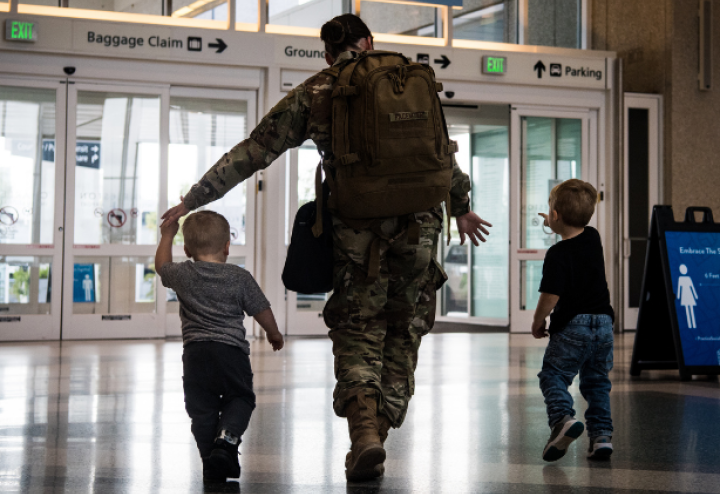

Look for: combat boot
[373,413,393,477]
[344,394,386,481]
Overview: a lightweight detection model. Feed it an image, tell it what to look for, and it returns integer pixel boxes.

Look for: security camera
[63,67,76,76]
[444,91,455,99]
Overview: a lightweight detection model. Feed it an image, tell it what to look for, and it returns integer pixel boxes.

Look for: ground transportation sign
[631,206,720,380]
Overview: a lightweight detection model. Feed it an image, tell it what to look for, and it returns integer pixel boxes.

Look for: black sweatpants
[182,341,256,458]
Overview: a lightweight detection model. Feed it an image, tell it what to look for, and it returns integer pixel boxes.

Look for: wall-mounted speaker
[699,0,712,91]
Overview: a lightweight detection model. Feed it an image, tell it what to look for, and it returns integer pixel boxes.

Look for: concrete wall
[593,0,720,220]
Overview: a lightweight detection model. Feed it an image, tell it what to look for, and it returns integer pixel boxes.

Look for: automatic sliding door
[62,84,167,339]
[0,80,66,341]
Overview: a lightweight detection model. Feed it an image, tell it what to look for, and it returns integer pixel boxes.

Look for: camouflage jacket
[183,51,472,217]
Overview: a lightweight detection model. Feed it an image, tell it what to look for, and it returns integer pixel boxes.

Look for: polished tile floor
[0,333,718,493]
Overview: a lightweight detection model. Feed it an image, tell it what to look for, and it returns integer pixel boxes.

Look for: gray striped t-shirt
[158,260,270,354]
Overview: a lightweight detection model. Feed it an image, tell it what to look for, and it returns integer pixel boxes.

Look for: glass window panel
[527,0,579,48]
[269,0,344,30]
[236,0,258,24]
[520,117,582,249]
[191,1,229,20]
[73,256,156,314]
[453,0,515,43]
[168,97,248,246]
[0,87,56,246]
[74,92,160,246]
[520,260,543,311]
[66,0,163,15]
[17,0,59,7]
[361,1,440,38]
[0,256,53,315]
[298,144,319,208]
[470,111,509,319]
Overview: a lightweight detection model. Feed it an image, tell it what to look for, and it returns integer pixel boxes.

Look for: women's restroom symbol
[677,264,699,329]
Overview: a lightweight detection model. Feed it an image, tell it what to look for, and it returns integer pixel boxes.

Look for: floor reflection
[0,334,718,493]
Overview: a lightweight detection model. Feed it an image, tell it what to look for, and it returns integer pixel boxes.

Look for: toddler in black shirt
[532,179,614,462]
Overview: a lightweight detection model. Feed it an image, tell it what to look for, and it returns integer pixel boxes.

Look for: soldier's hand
[161,196,191,225]
[456,211,492,246]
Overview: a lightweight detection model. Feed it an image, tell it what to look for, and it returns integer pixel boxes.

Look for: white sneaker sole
[543,420,585,462]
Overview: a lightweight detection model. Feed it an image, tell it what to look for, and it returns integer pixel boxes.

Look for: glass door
[622,95,661,330]
[62,83,169,339]
[0,79,66,341]
[162,87,257,336]
[509,107,597,333]
[437,105,510,326]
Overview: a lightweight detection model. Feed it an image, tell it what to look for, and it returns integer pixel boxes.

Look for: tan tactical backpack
[319,50,457,221]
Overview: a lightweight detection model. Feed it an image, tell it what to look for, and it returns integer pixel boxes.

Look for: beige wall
[593,0,720,220]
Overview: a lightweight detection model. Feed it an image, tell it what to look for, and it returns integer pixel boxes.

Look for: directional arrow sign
[534,60,546,79]
[434,54,451,69]
[209,39,227,54]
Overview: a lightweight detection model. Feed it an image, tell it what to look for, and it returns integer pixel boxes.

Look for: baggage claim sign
[74,23,228,55]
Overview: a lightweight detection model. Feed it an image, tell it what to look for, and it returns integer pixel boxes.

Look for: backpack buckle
[445,141,459,154]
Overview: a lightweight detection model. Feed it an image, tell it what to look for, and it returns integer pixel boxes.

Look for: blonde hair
[182,210,230,257]
[549,179,598,227]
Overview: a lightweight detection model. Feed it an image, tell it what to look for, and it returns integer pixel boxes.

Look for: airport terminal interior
[1,0,720,492]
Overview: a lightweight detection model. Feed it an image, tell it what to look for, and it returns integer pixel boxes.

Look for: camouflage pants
[323,211,447,428]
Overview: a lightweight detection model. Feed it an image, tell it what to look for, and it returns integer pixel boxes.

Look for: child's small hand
[266,331,284,351]
[531,319,548,339]
[160,218,179,238]
[538,213,549,227]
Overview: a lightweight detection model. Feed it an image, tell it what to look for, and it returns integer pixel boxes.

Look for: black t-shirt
[539,226,614,333]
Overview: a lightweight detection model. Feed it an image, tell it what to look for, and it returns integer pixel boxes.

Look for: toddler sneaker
[203,431,241,482]
[542,415,585,462]
[587,435,613,460]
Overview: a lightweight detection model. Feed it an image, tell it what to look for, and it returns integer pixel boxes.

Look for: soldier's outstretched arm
[161,86,312,223]
[449,155,492,246]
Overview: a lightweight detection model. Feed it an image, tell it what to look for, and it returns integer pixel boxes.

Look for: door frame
[62,81,170,340]
[509,105,599,333]
[621,93,662,331]
[0,76,67,341]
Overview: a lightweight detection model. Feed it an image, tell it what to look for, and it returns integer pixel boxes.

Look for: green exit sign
[482,56,507,75]
[5,20,38,43]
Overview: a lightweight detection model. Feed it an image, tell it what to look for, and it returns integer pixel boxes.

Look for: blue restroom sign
[73,264,96,303]
[665,231,720,366]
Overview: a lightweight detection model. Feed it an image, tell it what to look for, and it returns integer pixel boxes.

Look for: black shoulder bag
[282,179,334,294]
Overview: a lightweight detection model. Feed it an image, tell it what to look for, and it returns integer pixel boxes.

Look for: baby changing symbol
[677,264,698,329]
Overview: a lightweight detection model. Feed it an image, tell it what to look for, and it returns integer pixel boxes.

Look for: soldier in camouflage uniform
[163,14,491,482]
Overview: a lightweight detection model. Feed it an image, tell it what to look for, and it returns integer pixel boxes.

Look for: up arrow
[209,39,227,53]
[534,60,546,78]
[434,54,451,69]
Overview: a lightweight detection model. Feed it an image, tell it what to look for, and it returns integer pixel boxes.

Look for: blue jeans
[538,314,614,438]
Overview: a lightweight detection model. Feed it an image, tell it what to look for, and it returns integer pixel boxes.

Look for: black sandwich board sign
[631,205,720,380]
